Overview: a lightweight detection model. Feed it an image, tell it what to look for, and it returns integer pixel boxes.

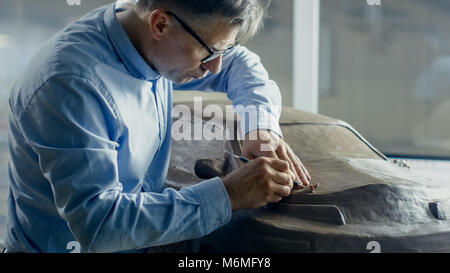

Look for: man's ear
[147,9,171,41]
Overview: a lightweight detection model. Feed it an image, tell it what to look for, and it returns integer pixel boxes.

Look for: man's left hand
[242,129,311,187]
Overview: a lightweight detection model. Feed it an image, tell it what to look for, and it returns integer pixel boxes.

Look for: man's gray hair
[136,0,270,43]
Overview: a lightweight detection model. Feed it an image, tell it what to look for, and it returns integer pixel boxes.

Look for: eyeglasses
[166,11,238,64]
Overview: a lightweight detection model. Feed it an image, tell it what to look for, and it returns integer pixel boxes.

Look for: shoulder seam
[15,73,124,130]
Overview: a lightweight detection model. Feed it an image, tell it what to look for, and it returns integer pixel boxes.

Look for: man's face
[151,14,240,84]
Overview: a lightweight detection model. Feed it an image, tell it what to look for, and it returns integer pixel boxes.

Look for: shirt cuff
[189,177,232,235]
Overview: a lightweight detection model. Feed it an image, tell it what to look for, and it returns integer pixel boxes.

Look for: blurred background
[1,0,450,246]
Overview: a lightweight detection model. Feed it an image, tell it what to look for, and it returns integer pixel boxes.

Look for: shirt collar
[104,3,161,81]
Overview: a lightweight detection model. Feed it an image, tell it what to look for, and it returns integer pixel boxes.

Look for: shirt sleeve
[173,46,283,139]
[15,74,232,252]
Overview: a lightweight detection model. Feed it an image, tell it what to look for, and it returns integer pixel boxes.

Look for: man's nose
[201,55,222,74]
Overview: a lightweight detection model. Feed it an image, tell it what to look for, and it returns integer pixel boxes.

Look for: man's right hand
[221,157,294,210]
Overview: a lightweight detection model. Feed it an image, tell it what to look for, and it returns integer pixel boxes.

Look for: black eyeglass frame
[166,11,239,63]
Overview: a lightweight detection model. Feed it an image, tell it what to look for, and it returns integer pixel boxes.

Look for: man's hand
[222,157,294,210]
[242,129,311,187]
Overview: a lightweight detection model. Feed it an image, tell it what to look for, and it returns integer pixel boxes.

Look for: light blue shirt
[4,3,282,253]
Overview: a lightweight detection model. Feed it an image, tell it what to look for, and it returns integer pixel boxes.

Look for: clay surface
[168,99,450,253]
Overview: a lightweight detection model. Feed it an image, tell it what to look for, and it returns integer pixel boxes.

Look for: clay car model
[167,97,450,253]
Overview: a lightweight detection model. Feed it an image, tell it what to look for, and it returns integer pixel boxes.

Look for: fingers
[259,149,279,160]
[264,157,289,173]
[223,156,296,210]
[254,157,293,188]
[286,144,310,179]
[275,144,301,185]
[269,167,294,189]
[259,158,294,197]
[286,144,311,181]
[267,186,290,202]
[256,157,298,187]
[279,144,311,187]
[265,179,291,202]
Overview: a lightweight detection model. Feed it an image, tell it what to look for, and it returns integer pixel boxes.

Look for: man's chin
[173,76,193,84]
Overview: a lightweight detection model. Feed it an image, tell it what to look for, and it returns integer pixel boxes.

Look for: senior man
[4,0,311,253]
